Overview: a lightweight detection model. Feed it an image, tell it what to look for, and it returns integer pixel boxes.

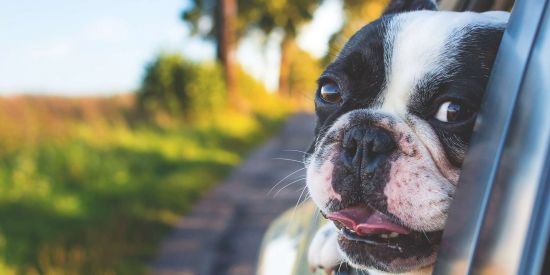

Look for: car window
[439,0,514,11]
[434,0,550,274]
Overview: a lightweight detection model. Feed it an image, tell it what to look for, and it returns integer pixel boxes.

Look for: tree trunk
[217,0,238,105]
[278,36,294,97]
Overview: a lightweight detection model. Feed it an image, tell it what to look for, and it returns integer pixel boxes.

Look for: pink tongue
[327,206,411,236]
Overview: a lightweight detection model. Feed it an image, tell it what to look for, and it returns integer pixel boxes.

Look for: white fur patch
[306,150,342,213]
[307,222,344,272]
[306,9,510,274]
[307,109,459,230]
[380,11,509,116]
[306,114,353,211]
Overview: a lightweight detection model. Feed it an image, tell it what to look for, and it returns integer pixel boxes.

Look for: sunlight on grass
[0,94,291,274]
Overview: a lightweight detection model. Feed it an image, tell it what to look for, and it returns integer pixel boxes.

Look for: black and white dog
[306,0,509,273]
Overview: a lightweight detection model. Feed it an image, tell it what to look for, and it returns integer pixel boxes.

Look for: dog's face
[305,1,508,273]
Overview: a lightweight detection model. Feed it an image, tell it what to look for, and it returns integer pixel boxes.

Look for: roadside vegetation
[0,54,292,274]
[0,0,387,272]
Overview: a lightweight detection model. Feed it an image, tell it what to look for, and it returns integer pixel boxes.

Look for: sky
[0,0,343,96]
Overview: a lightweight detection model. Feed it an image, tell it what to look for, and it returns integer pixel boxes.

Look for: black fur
[308,18,389,155]
[408,26,505,165]
[307,4,506,272]
[307,0,507,271]
[383,0,437,15]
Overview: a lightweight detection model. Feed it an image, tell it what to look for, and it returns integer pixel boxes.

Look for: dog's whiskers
[290,185,309,221]
[422,230,432,244]
[272,157,306,165]
[281,149,310,156]
[273,177,306,197]
[300,194,312,209]
[295,187,309,209]
[312,200,322,220]
[267,167,306,195]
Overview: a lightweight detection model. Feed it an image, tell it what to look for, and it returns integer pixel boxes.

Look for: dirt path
[151,113,316,275]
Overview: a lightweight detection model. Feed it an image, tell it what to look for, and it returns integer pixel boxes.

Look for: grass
[0,95,289,274]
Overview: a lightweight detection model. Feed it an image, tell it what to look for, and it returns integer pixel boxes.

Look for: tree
[138,53,226,118]
[242,0,320,96]
[183,0,320,97]
[286,46,322,105]
[183,0,238,104]
[323,0,388,65]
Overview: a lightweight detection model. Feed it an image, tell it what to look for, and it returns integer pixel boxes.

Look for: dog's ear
[383,0,438,15]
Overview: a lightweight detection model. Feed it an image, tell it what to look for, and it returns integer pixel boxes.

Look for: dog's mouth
[324,205,443,271]
[327,206,410,236]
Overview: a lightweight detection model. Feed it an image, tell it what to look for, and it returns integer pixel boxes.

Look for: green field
[0,95,289,274]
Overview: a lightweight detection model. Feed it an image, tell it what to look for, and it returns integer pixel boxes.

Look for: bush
[138,53,226,118]
[0,51,294,274]
[0,100,287,274]
[287,48,321,103]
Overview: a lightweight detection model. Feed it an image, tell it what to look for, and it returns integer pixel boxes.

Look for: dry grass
[0,95,135,152]
[0,93,290,274]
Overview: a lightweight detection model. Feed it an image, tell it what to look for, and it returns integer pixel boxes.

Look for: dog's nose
[342,126,396,175]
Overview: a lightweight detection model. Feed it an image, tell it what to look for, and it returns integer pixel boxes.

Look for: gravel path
[151,113,316,275]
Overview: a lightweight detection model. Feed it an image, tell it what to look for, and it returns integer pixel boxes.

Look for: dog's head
[305,0,508,272]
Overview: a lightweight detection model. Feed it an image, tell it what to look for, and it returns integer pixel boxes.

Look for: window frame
[433,0,550,274]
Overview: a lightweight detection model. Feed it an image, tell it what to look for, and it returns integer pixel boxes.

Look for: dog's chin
[337,227,442,273]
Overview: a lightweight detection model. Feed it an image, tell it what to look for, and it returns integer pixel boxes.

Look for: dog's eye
[435,101,473,123]
[319,82,341,103]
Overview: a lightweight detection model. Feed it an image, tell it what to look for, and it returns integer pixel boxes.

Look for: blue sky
[0,0,343,96]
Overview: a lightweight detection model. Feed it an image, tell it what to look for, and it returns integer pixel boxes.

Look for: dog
[305,0,509,273]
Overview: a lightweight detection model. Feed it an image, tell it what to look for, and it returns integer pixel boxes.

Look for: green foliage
[0,2,306,270]
[241,0,319,38]
[323,0,388,65]
[0,86,289,273]
[182,0,320,49]
[137,52,295,120]
[138,53,226,117]
[0,1,391,272]
[287,47,322,100]
[182,0,322,103]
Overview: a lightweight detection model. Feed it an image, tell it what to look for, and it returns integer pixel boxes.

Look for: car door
[434,0,550,274]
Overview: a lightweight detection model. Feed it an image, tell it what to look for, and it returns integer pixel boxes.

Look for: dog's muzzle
[342,125,396,179]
